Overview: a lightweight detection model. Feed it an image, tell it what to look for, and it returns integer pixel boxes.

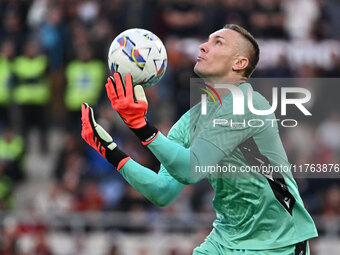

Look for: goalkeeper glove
[81,103,130,170]
[105,73,159,145]
[105,73,148,129]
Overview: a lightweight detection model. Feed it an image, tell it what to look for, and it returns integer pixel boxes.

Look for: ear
[232,56,249,73]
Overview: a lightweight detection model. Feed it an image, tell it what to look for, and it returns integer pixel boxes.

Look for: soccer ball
[108,28,167,88]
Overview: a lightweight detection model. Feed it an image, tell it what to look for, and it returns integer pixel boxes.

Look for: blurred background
[0,0,340,254]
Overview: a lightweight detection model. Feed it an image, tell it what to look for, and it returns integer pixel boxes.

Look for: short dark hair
[223,24,260,78]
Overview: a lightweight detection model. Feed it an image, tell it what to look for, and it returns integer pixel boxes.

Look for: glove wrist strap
[130,123,159,145]
[106,147,130,170]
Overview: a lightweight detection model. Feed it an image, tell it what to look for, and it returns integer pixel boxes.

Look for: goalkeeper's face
[194,29,247,79]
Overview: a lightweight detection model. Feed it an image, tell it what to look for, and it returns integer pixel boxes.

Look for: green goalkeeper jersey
[120,82,317,250]
[164,82,317,249]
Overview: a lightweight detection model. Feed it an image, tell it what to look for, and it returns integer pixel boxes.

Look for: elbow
[150,195,173,207]
[175,177,199,185]
[149,183,178,207]
[155,199,171,207]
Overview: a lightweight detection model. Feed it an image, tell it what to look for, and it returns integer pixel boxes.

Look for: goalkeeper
[81,24,317,254]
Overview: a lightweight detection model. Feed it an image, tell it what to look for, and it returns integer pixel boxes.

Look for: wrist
[130,122,159,145]
[130,120,147,129]
[105,146,130,170]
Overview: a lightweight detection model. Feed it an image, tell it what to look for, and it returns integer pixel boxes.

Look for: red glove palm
[105,73,148,129]
[81,103,130,170]
[81,103,117,157]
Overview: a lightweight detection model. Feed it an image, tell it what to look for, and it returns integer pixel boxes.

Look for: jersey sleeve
[146,111,226,185]
[119,159,184,206]
[119,117,187,206]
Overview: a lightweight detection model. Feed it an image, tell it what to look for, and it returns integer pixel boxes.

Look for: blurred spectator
[64,43,105,131]
[0,165,13,209]
[0,217,19,255]
[34,229,53,255]
[118,185,152,213]
[54,133,87,181]
[309,0,332,40]
[53,136,89,212]
[89,18,114,60]
[76,0,100,25]
[0,8,27,53]
[118,186,152,232]
[323,53,340,77]
[11,39,50,152]
[172,53,195,119]
[221,0,253,30]
[0,40,15,127]
[34,181,74,214]
[103,0,127,33]
[0,127,25,182]
[70,233,91,255]
[255,54,293,77]
[322,185,340,216]
[60,151,88,195]
[249,0,287,38]
[39,4,69,70]
[324,0,340,39]
[35,4,70,124]
[317,112,340,153]
[74,180,104,211]
[15,207,51,255]
[27,0,48,29]
[122,0,157,31]
[69,21,90,53]
[274,55,294,77]
[162,0,203,37]
[103,0,157,33]
[283,0,319,39]
[62,168,81,200]
[108,243,120,255]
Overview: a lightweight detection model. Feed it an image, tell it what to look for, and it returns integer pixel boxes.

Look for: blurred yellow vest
[0,136,24,161]
[12,55,49,105]
[65,60,105,111]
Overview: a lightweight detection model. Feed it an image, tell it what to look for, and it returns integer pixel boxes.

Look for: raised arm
[105,73,226,185]
[80,103,184,207]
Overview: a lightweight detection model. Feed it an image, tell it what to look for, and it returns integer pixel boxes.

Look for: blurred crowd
[0,0,340,254]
